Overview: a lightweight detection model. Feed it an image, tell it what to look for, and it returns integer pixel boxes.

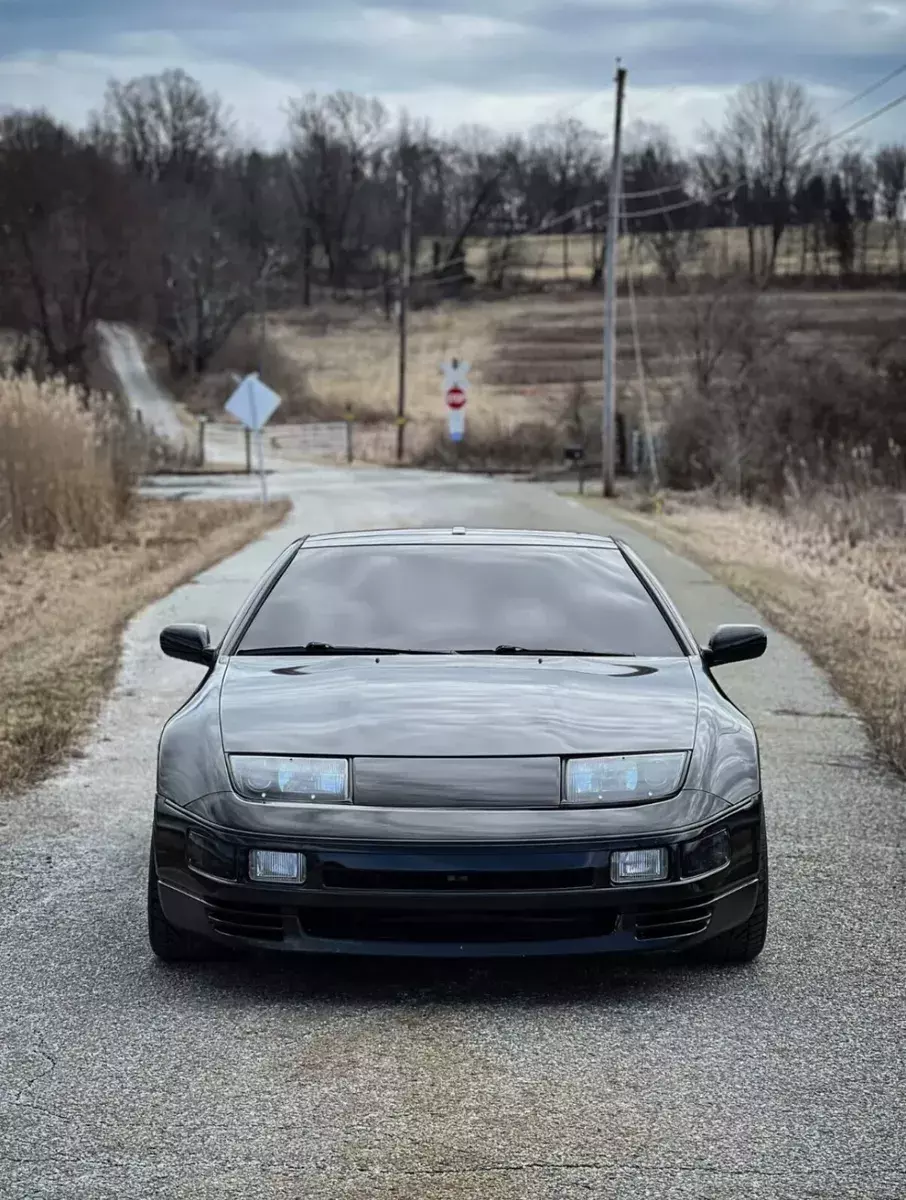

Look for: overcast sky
[0,1,904,148]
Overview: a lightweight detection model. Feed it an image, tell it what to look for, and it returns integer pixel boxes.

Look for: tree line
[0,69,903,389]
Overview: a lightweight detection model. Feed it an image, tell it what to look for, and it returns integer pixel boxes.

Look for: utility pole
[257,272,267,376]
[302,226,313,308]
[396,173,413,463]
[601,61,627,498]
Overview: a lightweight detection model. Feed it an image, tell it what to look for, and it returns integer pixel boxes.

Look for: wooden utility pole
[302,226,313,308]
[396,174,413,463]
[601,61,627,498]
[257,270,267,376]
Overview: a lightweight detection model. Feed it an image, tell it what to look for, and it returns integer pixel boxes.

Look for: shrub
[179,321,329,423]
[659,289,906,501]
[411,415,561,470]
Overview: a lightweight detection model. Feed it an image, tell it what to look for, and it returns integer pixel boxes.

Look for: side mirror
[160,623,216,667]
[702,624,766,669]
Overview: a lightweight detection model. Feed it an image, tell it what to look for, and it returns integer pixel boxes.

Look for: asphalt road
[2,467,904,1200]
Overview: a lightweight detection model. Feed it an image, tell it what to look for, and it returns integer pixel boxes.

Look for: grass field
[265,282,906,461]
[0,497,289,798]
[588,489,906,775]
[416,223,905,286]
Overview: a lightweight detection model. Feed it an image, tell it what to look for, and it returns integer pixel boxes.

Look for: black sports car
[149,527,769,964]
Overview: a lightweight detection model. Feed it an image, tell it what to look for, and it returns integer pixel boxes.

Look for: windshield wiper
[237,642,445,656]
[460,645,637,657]
[238,642,636,658]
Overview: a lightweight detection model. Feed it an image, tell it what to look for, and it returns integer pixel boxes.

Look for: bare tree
[153,185,266,377]
[704,78,822,278]
[826,174,855,275]
[839,147,876,273]
[0,110,150,391]
[528,118,601,281]
[433,125,507,288]
[626,132,702,284]
[93,68,233,187]
[286,92,391,290]
[875,144,906,272]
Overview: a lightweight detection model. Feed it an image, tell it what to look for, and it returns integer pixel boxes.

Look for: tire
[147,848,222,963]
[691,819,769,966]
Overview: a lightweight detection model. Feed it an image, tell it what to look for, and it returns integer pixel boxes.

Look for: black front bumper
[152,798,764,958]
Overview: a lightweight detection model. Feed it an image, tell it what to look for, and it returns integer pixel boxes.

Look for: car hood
[220,655,699,758]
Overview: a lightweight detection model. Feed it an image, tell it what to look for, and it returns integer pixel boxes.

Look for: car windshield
[237,543,684,657]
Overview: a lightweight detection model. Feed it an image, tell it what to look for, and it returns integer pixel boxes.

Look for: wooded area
[0,70,903,390]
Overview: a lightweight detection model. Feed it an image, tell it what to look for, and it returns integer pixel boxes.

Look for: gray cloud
[1,0,904,144]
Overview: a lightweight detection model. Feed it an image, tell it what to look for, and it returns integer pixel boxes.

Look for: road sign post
[442,359,470,450]
[564,444,586,494]
[225,374,282,505]
[344,403,355,464]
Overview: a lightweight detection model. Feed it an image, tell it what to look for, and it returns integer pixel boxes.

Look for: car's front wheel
[691,820,769,966]
[147,847,222,963]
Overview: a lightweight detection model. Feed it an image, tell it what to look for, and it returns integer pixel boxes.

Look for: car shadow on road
[144,949,761,1010]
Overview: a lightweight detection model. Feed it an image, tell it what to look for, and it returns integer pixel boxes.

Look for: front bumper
[152,796,764,958]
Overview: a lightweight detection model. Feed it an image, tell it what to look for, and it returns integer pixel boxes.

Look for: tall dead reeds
[0,374,140,548]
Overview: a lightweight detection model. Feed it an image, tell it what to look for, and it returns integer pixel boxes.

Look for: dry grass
[268,293,610,438]
[0,374,138,547]
[260,286,906,467]
[186,269,905,474]
[0,497,289,796]
[271,304,510,421]
[594,489,906,773]
[447,224,903,285]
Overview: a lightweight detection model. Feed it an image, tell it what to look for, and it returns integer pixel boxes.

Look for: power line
[535,88,612,126]
[621,180,689,200]
[357,78,906,305]
[811,87,906,152]
[619,86,906,223]
[621,191,728,222]
[356,196,605,300]
[621,70,906,206]
[623,83,682,127]
[826,63,906,119]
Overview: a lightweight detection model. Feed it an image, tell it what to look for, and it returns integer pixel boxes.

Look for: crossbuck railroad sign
[440,359,470,394]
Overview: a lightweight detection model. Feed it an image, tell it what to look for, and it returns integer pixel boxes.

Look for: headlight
[564,752,689,806]
[229,755,350,803]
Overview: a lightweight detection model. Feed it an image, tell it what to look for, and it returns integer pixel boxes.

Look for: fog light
[681,829,731,878]
[249,850,306,884]
[610,847,669,885]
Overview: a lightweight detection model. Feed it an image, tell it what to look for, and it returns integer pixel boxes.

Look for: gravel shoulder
[1,467,903,1200]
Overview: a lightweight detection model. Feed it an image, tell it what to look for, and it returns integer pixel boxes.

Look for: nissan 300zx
[149,527,768,965]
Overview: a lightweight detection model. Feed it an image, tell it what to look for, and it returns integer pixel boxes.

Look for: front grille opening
[300,907,615,944]
[321,865,596,892]
[633,900,713,941]
[206,900,284,942]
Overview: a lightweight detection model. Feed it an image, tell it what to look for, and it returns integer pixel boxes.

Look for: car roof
[299,527,621,550]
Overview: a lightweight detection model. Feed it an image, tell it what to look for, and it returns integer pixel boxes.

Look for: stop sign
[446,385,466,410]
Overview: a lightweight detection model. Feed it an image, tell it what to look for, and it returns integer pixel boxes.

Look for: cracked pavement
[1,465,905,1200]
